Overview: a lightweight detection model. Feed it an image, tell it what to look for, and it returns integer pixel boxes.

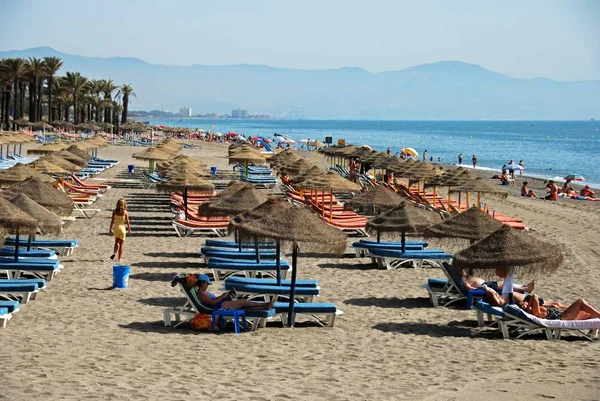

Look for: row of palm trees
[0,56,136,132]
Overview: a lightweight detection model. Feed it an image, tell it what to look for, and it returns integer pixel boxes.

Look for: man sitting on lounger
[456,267,534,294]
[196,274,274,311]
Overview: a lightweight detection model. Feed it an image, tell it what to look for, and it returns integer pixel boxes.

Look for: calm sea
[146,119,600,186]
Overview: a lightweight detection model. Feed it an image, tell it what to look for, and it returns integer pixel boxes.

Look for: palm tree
[61,72,88,124]
[101,79,118,123]
[26,57,46,122]
[0,58,27,129]
[118,84,136,123]
[43,56,63,122]
[0,59,8,129]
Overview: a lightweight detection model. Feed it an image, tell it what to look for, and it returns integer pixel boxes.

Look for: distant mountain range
[1,46,599,119]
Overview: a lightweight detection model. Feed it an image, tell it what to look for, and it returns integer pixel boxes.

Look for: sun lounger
[200,248,278,263]
[352,241,428,257]
[224,276,318,288]
[0,248,57,259]
[325,218,369,236]
[0,280,41,303]
[473,300,505,327]
[499,304,600,341]
[0,300,20,314]
[2,237,79,256]
[368,248,452,269]
[163,275,276,331]
[223,281,320,302]
[272,301,341,327]
[0,258,62,281]
[203,239,277,250]
[172,219,229,237]
[0,307,11,328]
[425,262,485,308]
[207,258,291,281]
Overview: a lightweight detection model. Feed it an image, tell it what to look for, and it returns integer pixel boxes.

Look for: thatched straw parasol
[0,163,53,185]
[50,120,74,128]
[228,144,265,178]
[423,206,504,249]
[76,122,102,131]
[29,159,67,174]
[54,150,87,167]
[344,186,403,213]
[366,202,442,248]
[27,142,68,155]
[30,121,54,130]
[0,226,5,245]
[199,186,268,218]
[133,147,173,173]
[156,173,214,219]
[66,145,92,160]
[230,199,347,325]
[277,158,313,177]
[38,154,82,172]
[450,177,508,207]
[10,194,62,235]
[453,225,564,281]
[1,177,75,216]
[288,166,327,185]
[0,196,38,260]
[297,171,361,221]
[13,118,31,127]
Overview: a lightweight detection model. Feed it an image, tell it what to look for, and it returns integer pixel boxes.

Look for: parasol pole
[254,238,260,263]
[466,191,469,208]
[184,188,188,220]
[401,230,406,253]
[27,234,32,251]
[377,230,381,244]
[477,192,481,207]
[276,240,281,286]
[433,186,437,208]
[321,190,325,218]
[287,243,298,327]
[14,229,20,262]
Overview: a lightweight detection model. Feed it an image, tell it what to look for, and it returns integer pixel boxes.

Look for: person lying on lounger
[483,286,566,308]
[196,274,274,310]
[456,267,534,294]
[517,294,600,320]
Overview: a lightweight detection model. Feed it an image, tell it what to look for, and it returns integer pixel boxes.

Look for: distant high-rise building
[179,107,192,117]
[231,108,248,118]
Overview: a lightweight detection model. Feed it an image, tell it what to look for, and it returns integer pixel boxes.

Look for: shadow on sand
[138,296,185,307]
[372,320,499,339]
[144,252,201,259]
[129,272,180,282]
[318,262,378,270]
[131,261,204,269]
[344,296,432,309]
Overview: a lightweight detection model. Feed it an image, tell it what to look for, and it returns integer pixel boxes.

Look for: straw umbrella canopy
[423,206,504,245]
[0,163,53,185]
[53,150,87,167]
[450,177,508,207]
[38,154,82,172]
[156,173,214,219]
[269,153,302,170]
[228,145,265,178]
[13,118,31,127]
[336,145,358,158]
[27,142,68,155]
[288,166,327,185]
[366,202,442,248]
[133,147,173,174]
[277,158,313,177]
[453,225,564,281]
[348,146,375,160]
[297,171,361,221]
[10,194,62,235]
[344,186,403,213]
[230,199,347,325]
[268,149,300,164]
[50,120,74,129]
[1,177,75,216]
[30,121,54,131]
[0,196,38,260]
[199,186,268,218]
[0,226,5,245]
[29,159,67,174]
[76,122,102,131]
[66,145,92,160]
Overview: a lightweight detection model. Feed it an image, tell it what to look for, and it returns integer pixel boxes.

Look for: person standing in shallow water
[423,150,427,162]
[458,153,463,165]
[472,154,478,169]
[109,198,132,262]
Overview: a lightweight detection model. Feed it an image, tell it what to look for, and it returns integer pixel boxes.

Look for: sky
[0,0,599,81]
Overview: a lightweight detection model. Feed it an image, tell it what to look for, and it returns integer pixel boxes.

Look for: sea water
[146,119,600,185]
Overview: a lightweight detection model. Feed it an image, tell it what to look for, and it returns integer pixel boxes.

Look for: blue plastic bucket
[112,265,131,288]
[128,164,135,173]
[210,167,218,175]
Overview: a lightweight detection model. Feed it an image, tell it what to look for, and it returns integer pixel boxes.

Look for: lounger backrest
[176,277,216,314]
[441,262,467,295]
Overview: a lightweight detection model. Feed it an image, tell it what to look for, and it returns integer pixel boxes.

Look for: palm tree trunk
[19,81,25,119]
[28,81,35,122]
[121,94,128,123]
[64,103,69,122]
[0,88,4,127]
[37,80,43,121]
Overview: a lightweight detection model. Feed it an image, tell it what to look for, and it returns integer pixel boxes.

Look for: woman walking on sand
[109,198,132,262]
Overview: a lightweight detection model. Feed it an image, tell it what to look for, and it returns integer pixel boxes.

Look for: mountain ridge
[1,47,598,119]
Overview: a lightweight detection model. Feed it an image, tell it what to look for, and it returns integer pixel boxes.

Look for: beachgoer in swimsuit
[561,179,572,194]
[545,180,558,201]
[472,154,477,169]
[458,153,463,165]
[518,294,600,320]
[580,185,595,198]
[108,198,132,262]
[387,147,391,156]
[423,150,427,162]
[507,160,515,179]
[521,182,529,196]
[197,274,274,310]
[527,190,538,199]
[518,160,524,176]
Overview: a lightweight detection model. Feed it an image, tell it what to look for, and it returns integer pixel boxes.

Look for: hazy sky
[1,0,599,81]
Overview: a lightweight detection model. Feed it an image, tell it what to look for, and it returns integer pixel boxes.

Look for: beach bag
[184,274,198,289]
[190,313,215,331]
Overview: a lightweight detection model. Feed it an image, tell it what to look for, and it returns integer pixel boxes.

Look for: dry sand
[1,141,599,401]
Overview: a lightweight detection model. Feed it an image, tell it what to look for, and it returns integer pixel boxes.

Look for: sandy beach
[1,141,599,401]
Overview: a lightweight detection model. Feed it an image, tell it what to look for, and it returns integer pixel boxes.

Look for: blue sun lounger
[163,275,276,331]
[223,281,320,302]
[225,276,318,288]
[358,239,429,246]
[424,263,485,308]
[200,248,278,262]
[204,239,277,249]
[368,248,452,269]
[2,237,79,256]
[207,258,291,280]
[0,300,20,313]
[0,248,57,259]
[0,258,62,280]
[272,302,341,327]
[0,280,41,303]
[352,241,428,257]
[473,300,505,327]
[0,306,11,328]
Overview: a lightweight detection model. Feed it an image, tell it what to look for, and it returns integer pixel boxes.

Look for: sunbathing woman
[108,198,132,262]
[196,274,274,310]
[457,267,534,294]
[518,294,600,320]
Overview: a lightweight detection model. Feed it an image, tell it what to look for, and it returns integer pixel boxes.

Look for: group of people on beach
[520,180,597,201]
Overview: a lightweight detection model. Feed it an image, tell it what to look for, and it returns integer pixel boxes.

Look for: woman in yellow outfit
[109,198,132,262]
